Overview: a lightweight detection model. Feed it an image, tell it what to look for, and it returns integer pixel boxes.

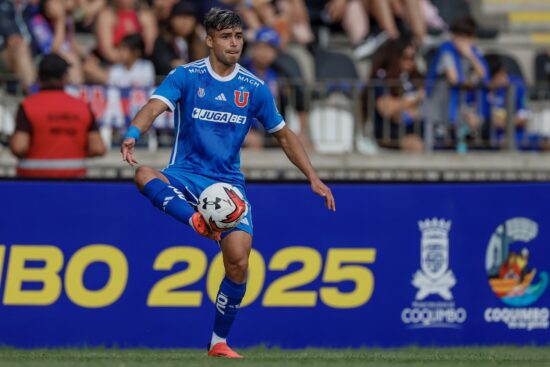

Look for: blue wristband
[124,126,140,142]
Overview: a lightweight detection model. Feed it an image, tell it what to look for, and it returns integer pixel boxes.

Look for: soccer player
[121,7,335,358]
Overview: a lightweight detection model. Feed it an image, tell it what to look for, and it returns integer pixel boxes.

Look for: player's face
[207,27,244,66]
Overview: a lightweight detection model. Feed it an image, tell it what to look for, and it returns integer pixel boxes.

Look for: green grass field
[0,347,549,367]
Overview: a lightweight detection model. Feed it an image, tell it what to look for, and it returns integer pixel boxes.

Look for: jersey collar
[205,57,240,82]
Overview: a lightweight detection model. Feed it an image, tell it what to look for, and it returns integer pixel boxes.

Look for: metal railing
[1,76,549,154]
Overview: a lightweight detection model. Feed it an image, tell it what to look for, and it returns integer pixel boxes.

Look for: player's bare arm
[273,126,336,211]
[121,99,168,166]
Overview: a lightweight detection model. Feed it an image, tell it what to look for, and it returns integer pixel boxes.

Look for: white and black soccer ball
[198,183,248,232]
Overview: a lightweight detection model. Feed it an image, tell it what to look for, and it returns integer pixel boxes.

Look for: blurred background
[2,0,550,180]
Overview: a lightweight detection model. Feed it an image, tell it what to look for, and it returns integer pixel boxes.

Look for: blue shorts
[162,169,253,238]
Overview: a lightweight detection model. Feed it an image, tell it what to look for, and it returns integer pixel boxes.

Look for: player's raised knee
[134,166,157,191]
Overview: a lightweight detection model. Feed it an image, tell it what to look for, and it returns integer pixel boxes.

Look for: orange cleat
[191,212,221,241]
[207,342,243,358]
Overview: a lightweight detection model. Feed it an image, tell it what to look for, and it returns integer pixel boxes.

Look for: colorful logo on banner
[484,217,549,330]
[401,218,467,328]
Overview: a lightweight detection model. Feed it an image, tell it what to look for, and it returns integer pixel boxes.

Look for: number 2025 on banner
[0,245,376,309]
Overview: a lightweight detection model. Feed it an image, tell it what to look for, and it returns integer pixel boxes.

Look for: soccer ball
[198,183,248,232]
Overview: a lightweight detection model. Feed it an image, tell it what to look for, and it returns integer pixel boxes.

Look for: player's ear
[205,33,214,49]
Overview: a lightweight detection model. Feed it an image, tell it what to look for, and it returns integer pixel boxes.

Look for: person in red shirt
[9,53,106,178]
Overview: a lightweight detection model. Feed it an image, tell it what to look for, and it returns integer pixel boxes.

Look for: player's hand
[121,138,139,166]
[311,178,336,212]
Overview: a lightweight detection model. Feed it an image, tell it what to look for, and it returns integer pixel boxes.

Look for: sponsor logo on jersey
[188,67,206,74]
[401,218,467,328]
[215,93,227,102]
[238,75,261,87]
[234,90,249,108]
[192,108,247,124]
[484,217,549,330]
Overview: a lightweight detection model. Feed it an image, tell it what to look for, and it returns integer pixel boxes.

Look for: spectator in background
[484,54,534,148]
[0,0,37,93]
[10,53,106,178]
[28,0,84,83]
[239,0,288,46]
[276,0,314,45]
[242,27,312,149]
[242,27,280,149]
[151,0,207,76]
[150,0,177,25]
[534,47,550,97]
[84,33,155,87]
[389,0,429,47]
[425,16,489,146]
[93,0,158,63]
[305,0,400,59]
[370,38,424,152]
[73,0,106,29]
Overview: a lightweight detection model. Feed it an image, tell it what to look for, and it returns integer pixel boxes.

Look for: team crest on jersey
[198,88,205,98]
[234,90,249,108]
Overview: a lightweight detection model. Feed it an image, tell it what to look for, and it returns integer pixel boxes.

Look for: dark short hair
[38,53,70,82]
[450,16,478,37]
[485,54,505,77]
[119,33,145,55]
[170,0,197,19]
[204,7,243,35]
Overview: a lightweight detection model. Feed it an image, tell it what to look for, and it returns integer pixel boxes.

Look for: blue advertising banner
[0,181,548,348]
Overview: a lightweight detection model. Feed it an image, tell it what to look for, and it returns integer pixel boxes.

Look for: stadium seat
[313,47,359,81]
[431,0,498,38]
[534,49,550,84]
[270,52,307,135]
[309,93,355,153]
[308,48,358,153]
[532,49,550,100]
[430,0,471,25]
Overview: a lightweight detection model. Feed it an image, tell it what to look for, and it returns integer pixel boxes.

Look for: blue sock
[213,276,247,339]
[142,178,195,227]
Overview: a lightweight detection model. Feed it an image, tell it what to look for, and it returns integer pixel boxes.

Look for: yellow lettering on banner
[65,244,128,308]
[206,249,265,307]
[262,247,322,307]
[320,248,377,309]
[147,247,206,307]
[0,245,4,285]
[3,245,63,305]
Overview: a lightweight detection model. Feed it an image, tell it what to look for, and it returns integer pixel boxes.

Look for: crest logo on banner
[401,218,466,328]
[413,219,456,301]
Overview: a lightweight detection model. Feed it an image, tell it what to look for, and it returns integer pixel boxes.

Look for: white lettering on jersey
[192,108,247,124]
[238,75,260,87]
[188,68,206,74]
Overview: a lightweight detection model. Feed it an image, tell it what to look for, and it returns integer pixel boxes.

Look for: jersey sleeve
[252,83,285,134]
[150,67,187,111]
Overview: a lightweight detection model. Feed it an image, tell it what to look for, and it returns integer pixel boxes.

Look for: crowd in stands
[1,0,550,153]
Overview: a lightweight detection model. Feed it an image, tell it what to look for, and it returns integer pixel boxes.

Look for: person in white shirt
[84,33,156,88]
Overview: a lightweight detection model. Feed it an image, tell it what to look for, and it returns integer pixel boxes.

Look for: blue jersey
[151,57,285,185]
